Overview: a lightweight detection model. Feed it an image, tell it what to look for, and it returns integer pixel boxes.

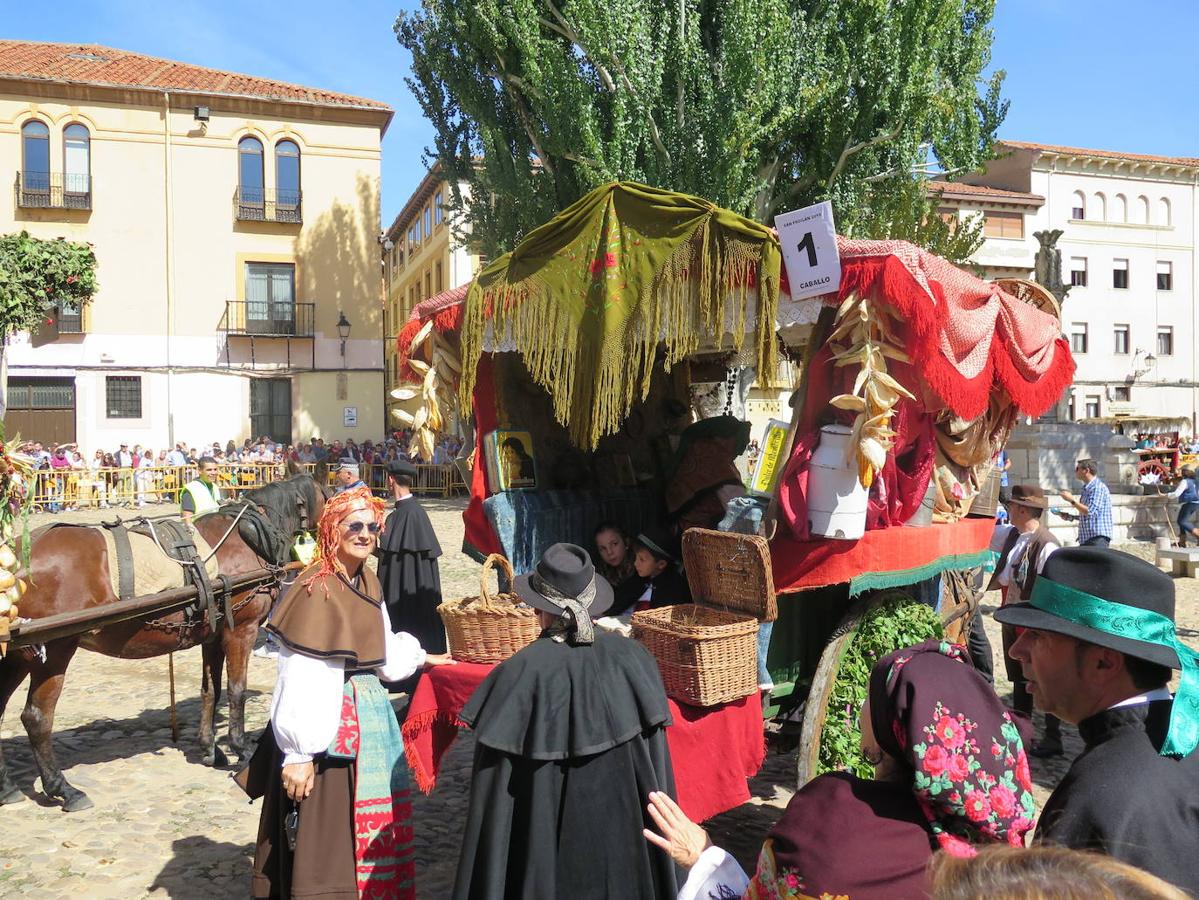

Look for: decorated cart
[393,182,1074,800]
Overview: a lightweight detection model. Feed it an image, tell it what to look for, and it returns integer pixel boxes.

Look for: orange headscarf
[303,485,386,591]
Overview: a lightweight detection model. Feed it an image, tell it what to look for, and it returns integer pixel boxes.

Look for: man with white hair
[334,459,366,494]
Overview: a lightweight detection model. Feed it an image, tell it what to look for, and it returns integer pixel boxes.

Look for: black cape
[452,633,679,900]
[376,496,445,654]
[1035,699,1199,894]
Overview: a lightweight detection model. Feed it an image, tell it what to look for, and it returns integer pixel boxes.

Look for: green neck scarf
[458,181,781,449]
[1029,578,1199,757]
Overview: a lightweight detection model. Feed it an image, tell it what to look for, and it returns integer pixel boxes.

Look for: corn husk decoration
[0,434,34,653]
[826,293,914,488]
[402,327,464,462]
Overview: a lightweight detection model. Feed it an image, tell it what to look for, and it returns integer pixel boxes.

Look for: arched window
[1135,195,1150,225]
[275,139,300,216]
[63,123,90,198]
[1092,192,1107,221]
[1113,193,1127,223]
[238,136,265,205]
[1071,190,1086,220]
[1159,197,1172,227]
[21,120,50,191]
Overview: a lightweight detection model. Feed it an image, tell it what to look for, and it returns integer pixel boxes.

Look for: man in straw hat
[453,543,679,899]
[986,484,1063,757]
[997,547,1199,893]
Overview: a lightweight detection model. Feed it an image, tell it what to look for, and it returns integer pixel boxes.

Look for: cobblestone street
[1,500,1195,897]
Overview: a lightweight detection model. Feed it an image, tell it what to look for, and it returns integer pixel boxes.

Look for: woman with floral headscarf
[240,486,453,899]
[646,639,1037,899]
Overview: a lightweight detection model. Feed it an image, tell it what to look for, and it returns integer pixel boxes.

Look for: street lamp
[337,311,351,364]
[1133,348,1157,380]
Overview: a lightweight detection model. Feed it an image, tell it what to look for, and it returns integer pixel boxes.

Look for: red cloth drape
[401,662,766,823]
[770,517,995,595]
[462,355,503,559]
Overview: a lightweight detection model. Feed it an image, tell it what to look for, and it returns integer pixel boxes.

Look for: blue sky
[8,0,1199,226]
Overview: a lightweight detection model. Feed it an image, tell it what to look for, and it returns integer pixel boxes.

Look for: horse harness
[103,516,236,633]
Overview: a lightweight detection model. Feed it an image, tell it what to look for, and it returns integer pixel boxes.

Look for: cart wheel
[939,569,979,646]
[796,597,867,788]
[1138,460,1169,481]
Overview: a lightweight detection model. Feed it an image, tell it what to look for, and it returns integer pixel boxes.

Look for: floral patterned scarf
[870,639,1036,856]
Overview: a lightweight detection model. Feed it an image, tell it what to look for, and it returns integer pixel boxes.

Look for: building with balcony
[382,162,480,428]
[933,141,1199,429]
[0,40,391,450]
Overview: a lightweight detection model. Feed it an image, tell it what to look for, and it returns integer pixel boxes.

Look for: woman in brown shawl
[242,486,453,899]
[646,640,1037,899]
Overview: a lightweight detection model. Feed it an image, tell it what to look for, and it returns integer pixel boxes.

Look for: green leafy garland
[817,591,944,778]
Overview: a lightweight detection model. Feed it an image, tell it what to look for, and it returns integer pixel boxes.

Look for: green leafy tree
[396,0,1006,263]
[0,231,98,417]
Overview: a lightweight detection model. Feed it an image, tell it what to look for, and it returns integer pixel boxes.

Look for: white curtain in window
[64,125,89,188]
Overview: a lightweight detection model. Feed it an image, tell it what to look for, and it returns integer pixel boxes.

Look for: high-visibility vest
[292,533,317,565]
[181,479,221,517]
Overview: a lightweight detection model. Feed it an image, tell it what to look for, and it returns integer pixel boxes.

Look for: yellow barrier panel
[29,461,465,510]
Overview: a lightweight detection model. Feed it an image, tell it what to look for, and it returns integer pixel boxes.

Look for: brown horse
[0,465,327,811]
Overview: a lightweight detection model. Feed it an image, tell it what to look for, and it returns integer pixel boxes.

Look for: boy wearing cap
[453,543,678,899]
[986,484,1063,756]
[998,547,1199,893]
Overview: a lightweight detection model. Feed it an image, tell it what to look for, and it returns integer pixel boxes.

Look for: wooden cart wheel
[795,597,868,789]
[1138,460,1169,482]
[938,569,979,646]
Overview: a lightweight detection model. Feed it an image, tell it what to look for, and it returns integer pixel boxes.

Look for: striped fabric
[328,674,414,899]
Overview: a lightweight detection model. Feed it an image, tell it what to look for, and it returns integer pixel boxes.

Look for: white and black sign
[343,406,358,428]
[776,200,841,301]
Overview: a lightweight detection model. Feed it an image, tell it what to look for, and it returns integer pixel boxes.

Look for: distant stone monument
[1033,229,1069,303]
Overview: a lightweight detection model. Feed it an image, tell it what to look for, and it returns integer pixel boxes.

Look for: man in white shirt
[986,484,1063,756]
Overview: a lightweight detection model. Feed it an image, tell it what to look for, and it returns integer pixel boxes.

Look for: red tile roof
[928,181,1044,203]
[0,40,391,114]
[1001,140,1199,168]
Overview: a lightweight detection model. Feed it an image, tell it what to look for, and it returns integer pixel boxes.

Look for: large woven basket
[437,554,540,664]
[632,529,776,707]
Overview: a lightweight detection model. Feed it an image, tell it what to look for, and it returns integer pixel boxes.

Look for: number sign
[776,201,841,301]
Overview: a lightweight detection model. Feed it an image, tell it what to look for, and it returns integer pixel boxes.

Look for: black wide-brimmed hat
[387,459,418,480]
[636,527,680,565]
[514,543,612,618]
[994,546,1180,669]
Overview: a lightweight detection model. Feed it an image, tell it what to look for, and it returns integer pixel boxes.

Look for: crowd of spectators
[20,431,465,512]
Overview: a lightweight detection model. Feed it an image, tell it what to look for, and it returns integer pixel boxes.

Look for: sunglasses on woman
[342,521,382,535]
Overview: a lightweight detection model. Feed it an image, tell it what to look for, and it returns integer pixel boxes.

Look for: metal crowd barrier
[28,461,465,511]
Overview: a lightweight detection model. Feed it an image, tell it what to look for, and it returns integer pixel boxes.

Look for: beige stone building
[0,40,391,450]
[382,162,479,427]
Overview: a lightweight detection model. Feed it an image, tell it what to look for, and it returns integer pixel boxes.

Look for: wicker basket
[437,554,540,664]
[632,529,776,707]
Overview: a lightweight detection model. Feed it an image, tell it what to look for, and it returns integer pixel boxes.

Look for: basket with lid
[632,528,777,706]
[437,554,541,664]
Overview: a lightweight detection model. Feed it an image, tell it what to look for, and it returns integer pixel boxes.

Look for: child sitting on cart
[606,528,691,616]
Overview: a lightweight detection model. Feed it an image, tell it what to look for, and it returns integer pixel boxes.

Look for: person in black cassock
[376,459,445,655]
[452,543,679,900]
[997,546,1199,894]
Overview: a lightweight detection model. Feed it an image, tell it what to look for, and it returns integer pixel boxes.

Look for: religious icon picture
[484,428,539,491]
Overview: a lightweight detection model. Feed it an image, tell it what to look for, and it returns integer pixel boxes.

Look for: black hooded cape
[1035,699,1199,895]
[376,496,445,654]
[452,633,679,900]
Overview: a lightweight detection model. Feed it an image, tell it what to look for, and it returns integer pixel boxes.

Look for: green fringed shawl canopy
[458,181,782,449]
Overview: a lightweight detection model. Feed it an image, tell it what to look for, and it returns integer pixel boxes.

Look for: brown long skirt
[247,728,359,899]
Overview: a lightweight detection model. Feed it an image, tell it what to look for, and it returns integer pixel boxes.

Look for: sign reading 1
[775,200,841,301]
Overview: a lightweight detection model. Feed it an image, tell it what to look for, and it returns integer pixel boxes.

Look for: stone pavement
[1,499,1196,896]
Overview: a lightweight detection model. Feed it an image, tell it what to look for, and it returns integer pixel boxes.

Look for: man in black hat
[453,543,679,900]
[376,459,444,660]
[997,547,1199,893]
[986,484,1063,756]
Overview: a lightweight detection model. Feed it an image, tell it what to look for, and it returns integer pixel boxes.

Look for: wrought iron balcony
[223,301,315,337]
[234,187,302,224]
[14,172,92,210]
